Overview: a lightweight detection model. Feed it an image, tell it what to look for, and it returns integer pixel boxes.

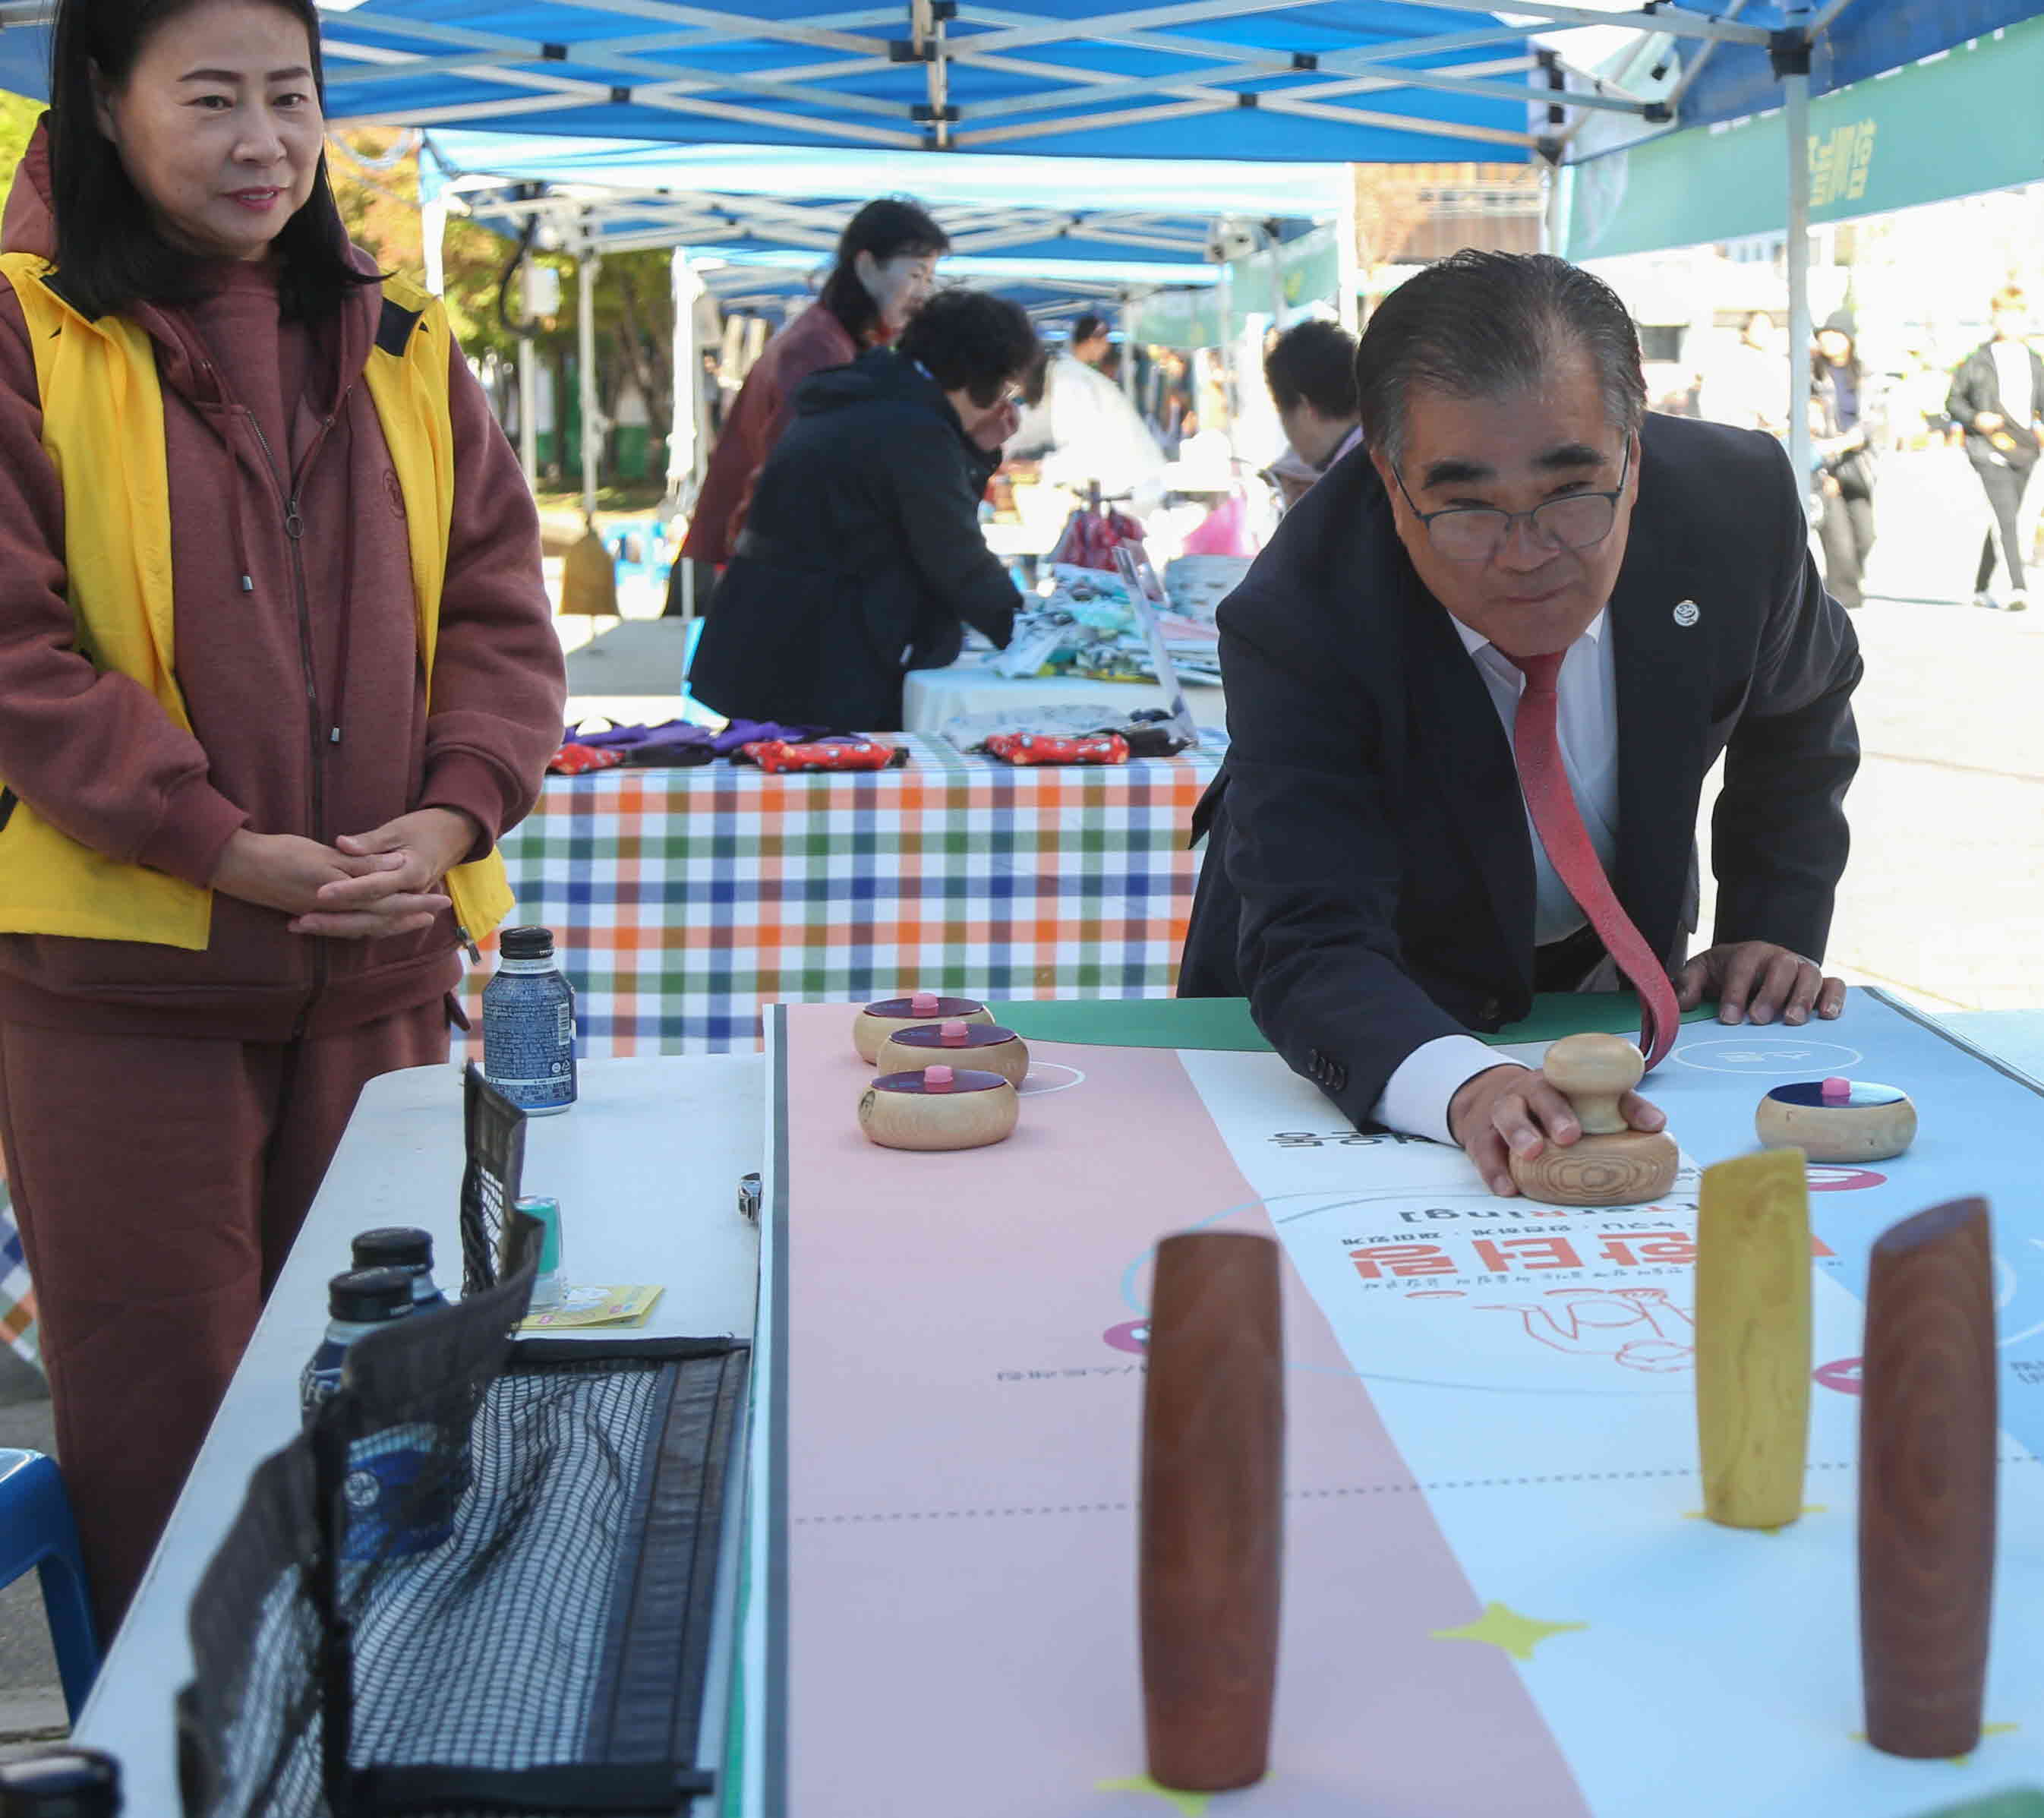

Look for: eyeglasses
[1389,439,1632,565]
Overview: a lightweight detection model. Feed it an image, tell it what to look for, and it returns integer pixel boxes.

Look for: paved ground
[0,447,2032,1756]
[1695,447,2044,1014]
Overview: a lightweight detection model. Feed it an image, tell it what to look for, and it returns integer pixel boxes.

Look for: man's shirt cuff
[1371,1034,1512,1147]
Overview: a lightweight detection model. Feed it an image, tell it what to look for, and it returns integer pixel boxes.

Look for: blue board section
[1645,989,2044,1448]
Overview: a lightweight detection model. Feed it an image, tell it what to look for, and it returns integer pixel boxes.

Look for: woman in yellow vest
[0,0,565,1627]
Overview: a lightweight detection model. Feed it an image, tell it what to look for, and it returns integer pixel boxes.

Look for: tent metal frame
[147,0,1696,154]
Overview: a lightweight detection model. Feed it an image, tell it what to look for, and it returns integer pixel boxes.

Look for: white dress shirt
[1370,611,1620,1145]
[1991,341,2035,432]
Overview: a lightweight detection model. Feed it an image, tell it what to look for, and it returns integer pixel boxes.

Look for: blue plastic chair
[0,1449,100,1719]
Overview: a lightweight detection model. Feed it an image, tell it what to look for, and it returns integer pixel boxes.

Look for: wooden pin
[1506,1032,1680,1207]
[853,991,992,1062]
[1695,1147,1812,1529]
[1756,1076,1916,1163]
[1860,1196,1997,1760]
[875,1018,1031,1087]
[1140,1231,1283,1794]
[857,1065,1017,1151]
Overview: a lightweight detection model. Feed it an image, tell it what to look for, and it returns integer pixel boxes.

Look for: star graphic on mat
[1430,1602,1586,1662]
[1096,1772,1211,1814]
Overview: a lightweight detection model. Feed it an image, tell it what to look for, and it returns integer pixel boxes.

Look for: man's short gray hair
[1356,251,1647,469]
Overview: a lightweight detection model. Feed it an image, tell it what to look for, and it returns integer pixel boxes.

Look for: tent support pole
[421,199,448,298]
[1119,289,1137,400]
[579,251,601,520]
[1784,70,1813,506]
[1335,175,1360,333]
[668,250,705,623]
[667,251,700,506]
[516,266,538,491]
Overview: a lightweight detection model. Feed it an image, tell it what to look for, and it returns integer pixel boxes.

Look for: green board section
[1908,1793,2044,1818]
[1566,16,2044,261]
[989,995,1718,1053]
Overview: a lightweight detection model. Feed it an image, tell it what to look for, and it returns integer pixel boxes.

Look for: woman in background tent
[667,197,949,616]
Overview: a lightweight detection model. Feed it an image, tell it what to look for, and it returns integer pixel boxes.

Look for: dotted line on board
[791,1456,2042,1525]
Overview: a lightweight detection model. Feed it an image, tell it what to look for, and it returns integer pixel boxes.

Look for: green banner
[1128,286,1223,349]
[1131,224,1341,349]
[1567,14,2044,261]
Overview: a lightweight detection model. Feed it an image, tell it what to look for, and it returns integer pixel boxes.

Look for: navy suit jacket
[1178,412,1863,1128]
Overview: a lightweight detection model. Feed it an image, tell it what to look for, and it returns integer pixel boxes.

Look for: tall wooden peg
[1695,1147,1812,1529]
[1860,1197,1998,1760]
[1140,1232,1284,1793]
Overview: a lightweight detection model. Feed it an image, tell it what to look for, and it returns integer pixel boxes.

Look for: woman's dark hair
[47,0,377,320]
[1355,250,1645,466]
[815,196,949,344]
[1070,311,1110,348]
[1264,318,1358,419]
[897,287,1040,409]
[1020,346,1052,409]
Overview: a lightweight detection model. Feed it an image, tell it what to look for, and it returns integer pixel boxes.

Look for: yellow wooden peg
[1695,1147,1812,1529]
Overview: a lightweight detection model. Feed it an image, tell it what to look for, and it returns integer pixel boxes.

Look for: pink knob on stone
[910,991,940,1015]
[940,1019,970,1046]
[1822,1077,1853,1102]
[924,1065,955,1093]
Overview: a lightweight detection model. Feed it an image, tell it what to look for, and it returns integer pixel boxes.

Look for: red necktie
[1507,650,1680,1072]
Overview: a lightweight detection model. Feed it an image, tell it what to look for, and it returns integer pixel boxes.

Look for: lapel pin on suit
[1673,600,1701,627]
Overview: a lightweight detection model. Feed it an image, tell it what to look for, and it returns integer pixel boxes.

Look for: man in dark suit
[1180,251,1862,1197]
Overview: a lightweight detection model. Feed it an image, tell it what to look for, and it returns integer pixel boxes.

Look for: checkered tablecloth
[0,737,1219,1365]
[457,734,1222,1056]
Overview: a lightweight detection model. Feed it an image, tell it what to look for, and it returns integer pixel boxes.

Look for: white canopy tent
[420,136,1351,512]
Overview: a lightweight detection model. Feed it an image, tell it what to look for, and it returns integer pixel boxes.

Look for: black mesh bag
[180,1244,750,1815]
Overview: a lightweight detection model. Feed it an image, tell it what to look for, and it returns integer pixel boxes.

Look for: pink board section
[781,1005,1590,1815]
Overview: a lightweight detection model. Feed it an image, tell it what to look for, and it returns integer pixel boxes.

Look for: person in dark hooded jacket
[687,287,1038,730]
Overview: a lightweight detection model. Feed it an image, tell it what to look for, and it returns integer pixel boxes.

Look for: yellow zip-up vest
[0,256,513,951]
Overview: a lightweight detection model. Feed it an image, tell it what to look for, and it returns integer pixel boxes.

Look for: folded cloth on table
[939,704,1192,758]
[985,731,1129,767]
[547,742,627,776]
[563,717,862,764]
[738,739,905,773]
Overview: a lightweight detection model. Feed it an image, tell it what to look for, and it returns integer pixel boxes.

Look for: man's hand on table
[1677,942,1845,1027]
[1449,1062,1667,1198]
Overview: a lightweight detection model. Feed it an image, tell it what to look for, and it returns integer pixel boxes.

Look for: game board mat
[738,989,2044,1818]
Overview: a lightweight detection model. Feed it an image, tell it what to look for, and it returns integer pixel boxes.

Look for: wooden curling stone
[858,1065,1017,1151]
[853,990,992,1063]
[1506,1031,1680,1207]
[875,1018,1031,1087]
[1757,1076,1916,1164]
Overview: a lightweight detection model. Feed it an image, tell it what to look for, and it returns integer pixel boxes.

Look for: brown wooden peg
[1140,1231,1284,1793]
[1859,1195,1998,1760]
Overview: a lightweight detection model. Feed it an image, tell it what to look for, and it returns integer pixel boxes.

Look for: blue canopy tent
[2,0,2022,479]
[419,136,1311,500]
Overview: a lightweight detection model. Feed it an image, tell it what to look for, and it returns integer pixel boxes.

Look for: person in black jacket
[686,288,1037,729]
[1945,286,2043,611]
[1812,313,1877,610]
[1179,252,1861,1197]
